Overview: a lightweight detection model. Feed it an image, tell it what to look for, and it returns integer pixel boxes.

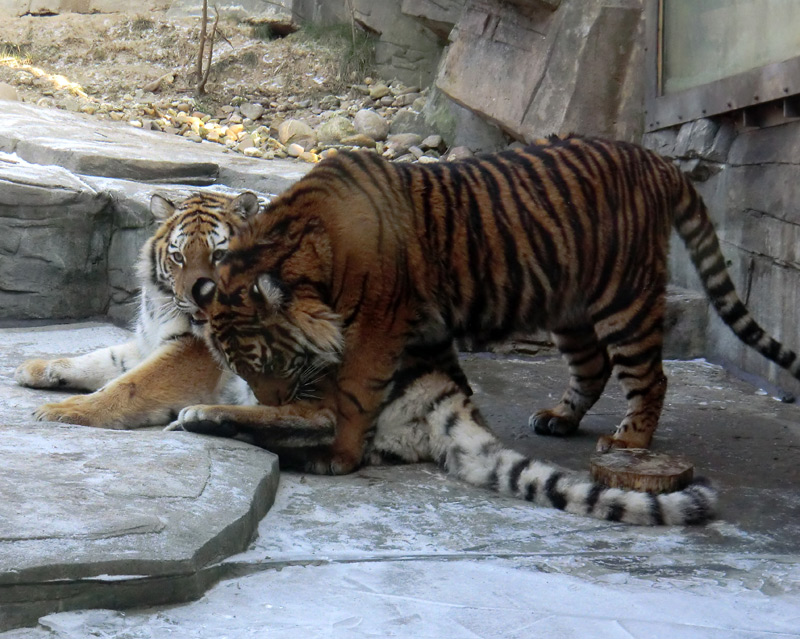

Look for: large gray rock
[0,154,111,321]
[167,0,292,22]
[0,100,305,189]
[0,1,169,14]
[401,0,463,39]
[0,424,279,632]
[436,0,643,142]
[0,324,279,632]
[0,101,311,324]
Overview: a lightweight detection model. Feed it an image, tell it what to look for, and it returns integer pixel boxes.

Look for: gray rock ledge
[0,424,279,631]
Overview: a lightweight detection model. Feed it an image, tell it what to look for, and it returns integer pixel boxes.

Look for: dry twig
[195,1,220,95]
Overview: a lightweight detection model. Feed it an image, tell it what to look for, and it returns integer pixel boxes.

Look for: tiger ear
[234,192,261,219]
[150,194,176,221]
[254,273,288,311]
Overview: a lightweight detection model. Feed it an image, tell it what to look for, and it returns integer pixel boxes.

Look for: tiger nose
[192,277,217,309]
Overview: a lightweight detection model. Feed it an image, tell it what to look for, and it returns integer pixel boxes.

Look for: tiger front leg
[34,338,222,429]
[166,403,337,448]
[301,329,409,475]
[16,340,144,391]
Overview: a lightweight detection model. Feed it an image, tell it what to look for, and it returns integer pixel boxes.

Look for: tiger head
[189,197,344,401]
[140,191,261,328]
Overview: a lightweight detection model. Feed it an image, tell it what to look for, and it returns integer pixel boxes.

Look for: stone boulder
[167,0,293,23]
[354,109,390,141]
[0,155,111,320]
[0,0,169,15]
[315,115,356,145]
[435,0,643,142]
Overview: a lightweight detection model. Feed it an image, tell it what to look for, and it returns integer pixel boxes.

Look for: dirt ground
[0,10,364,127]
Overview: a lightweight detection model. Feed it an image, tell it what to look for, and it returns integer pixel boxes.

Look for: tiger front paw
[529,410,580,437]
[595,432,653,453]
[34,394,123,429]
[15,358,70,389]
[165,405,239,438]
[301,448,362,475]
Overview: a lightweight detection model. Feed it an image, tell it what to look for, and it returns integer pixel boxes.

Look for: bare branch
[195,0,208,84]
[197,5,220,95]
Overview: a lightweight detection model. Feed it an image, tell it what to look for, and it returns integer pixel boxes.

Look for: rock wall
[644,119,800,396]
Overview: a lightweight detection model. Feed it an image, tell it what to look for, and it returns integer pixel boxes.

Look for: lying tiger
[15,192,258,430]
[176,137,799,492]
[17,190,716,526]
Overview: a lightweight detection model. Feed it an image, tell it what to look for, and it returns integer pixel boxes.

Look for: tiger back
[193,135,800,475]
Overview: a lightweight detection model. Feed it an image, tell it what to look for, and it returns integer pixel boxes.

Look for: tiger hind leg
[529,324,612,437]
[593,290,668,451]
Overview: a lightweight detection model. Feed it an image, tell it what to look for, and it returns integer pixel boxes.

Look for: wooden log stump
[590,449,694,494]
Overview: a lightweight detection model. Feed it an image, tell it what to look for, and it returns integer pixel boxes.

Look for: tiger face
[192,267,344,405]
[142,191,261,326]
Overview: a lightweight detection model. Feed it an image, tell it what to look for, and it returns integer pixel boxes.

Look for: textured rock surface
[0,101,309,324]
[0,322,280,631]
[436,0,644,142]
[166,0,292,22]
[0,0,168,14]
[0,155,111,320]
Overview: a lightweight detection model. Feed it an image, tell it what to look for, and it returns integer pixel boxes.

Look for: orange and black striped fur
[15,191,259,428]
[189,135,800,480]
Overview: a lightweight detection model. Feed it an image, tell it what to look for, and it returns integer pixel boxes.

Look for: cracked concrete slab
[1,322,799,636]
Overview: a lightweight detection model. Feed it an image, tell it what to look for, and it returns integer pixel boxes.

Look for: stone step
[0,324,279,632]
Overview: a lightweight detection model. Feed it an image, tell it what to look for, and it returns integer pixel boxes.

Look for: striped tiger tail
[372,370,716,526]
[424,378,716,525]
[672,172,800,381]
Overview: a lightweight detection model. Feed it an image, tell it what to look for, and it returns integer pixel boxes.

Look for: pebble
[277,119,315,145]
[0,82,19,101]
[316,115,355,144]
[27,72,475,167]
[387,133,423,155]
[340,134,376,148]
[353,109,389,141]
[369,84,390,99]
[421,134,442,150]
[393,92,421,107]
[239,102,264,120]
[447,146,473,160]
[287,143,304,157]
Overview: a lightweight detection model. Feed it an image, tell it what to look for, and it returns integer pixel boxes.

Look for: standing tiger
[14,191,260,429]
[174,135,799,491]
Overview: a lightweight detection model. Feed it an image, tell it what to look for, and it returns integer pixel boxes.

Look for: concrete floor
[1,323,799,638]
